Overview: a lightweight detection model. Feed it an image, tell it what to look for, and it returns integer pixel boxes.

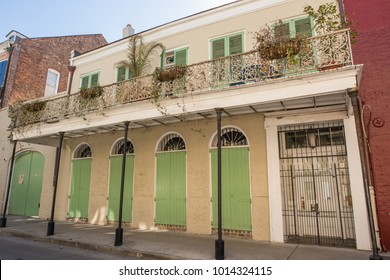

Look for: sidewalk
[0,215,389,260]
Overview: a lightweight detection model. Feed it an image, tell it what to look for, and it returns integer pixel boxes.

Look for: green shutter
[90,73,99,87]
[212,38,226,59]
[295,17,312,37]
[211,148,251,231]
[229,34,243,55]
[155,152,186,226]
[69,159,91,219]
[108,155,134,222]
[117,66,127,82]
[9,152,44,217]
[81,76,89,89]
[175,49,187,66]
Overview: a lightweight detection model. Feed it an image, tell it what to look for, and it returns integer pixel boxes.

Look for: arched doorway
[8,151,44,216]
[107,138,135,223]
[211,127,252,232]
[155,133,186,228]
[68,143,92,220]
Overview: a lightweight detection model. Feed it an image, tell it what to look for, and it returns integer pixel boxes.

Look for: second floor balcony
[9,29,356,139]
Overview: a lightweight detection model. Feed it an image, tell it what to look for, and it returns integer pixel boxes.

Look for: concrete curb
[0,229,187,260]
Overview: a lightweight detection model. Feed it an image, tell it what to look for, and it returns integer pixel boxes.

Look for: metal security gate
[278,121,356,247]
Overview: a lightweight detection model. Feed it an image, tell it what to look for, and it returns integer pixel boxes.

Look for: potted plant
[155,65,187,82]
[254,20,305,62]
[22,100,47,112]
[79,86,103,99]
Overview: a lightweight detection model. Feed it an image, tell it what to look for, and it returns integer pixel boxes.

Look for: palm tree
[125,35,164,77]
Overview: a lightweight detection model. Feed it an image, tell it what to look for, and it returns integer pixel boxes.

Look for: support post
[348,91,382,260]
[215,108,224,260]
[47,132,65,236]
[115,121,130,246]
[0,140,17,228]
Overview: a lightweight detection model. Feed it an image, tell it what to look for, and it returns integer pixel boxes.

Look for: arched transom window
[111,138,135,155]
[158,133,186,151]
[74,144,92,158]
[212,127,248,147]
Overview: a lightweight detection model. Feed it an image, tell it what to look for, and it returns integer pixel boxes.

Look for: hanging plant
[155,66,187,82]
[22,100,47,112]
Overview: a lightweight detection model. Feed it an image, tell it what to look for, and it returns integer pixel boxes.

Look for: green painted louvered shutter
[24,152,44,216]
[69,159,91,218]
[9,153,33,215]
[155,152,186,226]
[108,155,134,222]
[117,66,127,82]
[229,34,243,55]
[81,76,89,89]
[295,17,312,37]
[90,73,99,87]
[212,38,226,59]
[175,49,187,66]
[275,22,291,39]
[211,147,251,231]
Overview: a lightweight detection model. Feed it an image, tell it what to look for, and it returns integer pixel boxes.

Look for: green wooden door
[211,147,252,231]
[155,151,186,226]
[107,155,134,222]
[9,151,44,216]
[69,158,91,219]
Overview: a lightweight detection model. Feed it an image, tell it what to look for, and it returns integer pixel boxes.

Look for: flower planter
[23,101,47,112]
[156,66,186,82]
[79,86,103,99]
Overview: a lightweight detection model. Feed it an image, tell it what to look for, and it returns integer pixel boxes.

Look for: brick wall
[343,0,390,251]
[2,34,106,106]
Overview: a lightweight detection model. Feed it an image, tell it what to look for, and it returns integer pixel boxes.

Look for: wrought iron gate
[278,121,356,247]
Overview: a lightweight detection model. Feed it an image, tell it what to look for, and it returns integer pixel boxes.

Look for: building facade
[343,0,390,252]
[0,32,107,221]
[4,0,374,251]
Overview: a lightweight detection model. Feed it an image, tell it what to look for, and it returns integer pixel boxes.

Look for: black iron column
[115,121,130,246]
[0,140,17,228]
[348,91,382,260]
[215,108,224,260]
[47,132,65,236]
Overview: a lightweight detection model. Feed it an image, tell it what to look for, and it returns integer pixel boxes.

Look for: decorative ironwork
[212,127,248,147]
[9,30,354,129]
[158,133,186,151]
[74,144,92,158]
[278,121,356,248]
[111,138,134,155]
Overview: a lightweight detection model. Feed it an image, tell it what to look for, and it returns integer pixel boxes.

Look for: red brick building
[343,0,390,251]
[1,33,107,107]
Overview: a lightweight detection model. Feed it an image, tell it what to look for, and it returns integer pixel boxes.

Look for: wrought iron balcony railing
[9,29,353,129]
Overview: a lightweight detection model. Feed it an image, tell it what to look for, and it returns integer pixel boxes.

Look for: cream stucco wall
[54,113,270,241]
[70,0,334,94]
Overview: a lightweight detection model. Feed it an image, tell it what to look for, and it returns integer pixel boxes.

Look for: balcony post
[114,121,130,246]
[215,108,225,260]
[47,132,65,236]
[0,140,17,228]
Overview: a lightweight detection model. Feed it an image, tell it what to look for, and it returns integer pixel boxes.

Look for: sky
[0,0,237,43]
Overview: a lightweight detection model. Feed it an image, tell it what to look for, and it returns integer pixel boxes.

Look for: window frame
[44,68,60,97]
[116,65,131,82]
[161,46,189,69]
[273,16,314,39]
[209,31,245,60]
[80,71,100,89]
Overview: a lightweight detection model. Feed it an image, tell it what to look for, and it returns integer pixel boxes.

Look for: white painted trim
[343,116,371,250]
[264,111,371,249]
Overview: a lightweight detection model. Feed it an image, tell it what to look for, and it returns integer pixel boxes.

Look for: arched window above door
[74,144,92,158]
[212,127,248,147]
[111,138,135,155]
[157,133,186,151]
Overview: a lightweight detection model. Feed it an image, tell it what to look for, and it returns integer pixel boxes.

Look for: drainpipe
[0,140,17,227]
[114,121,130,246]
[0,45,14,108]
[337,0,347,26]
[215,108,225,260]
[348,90,382,260]
[47,132,65,236]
